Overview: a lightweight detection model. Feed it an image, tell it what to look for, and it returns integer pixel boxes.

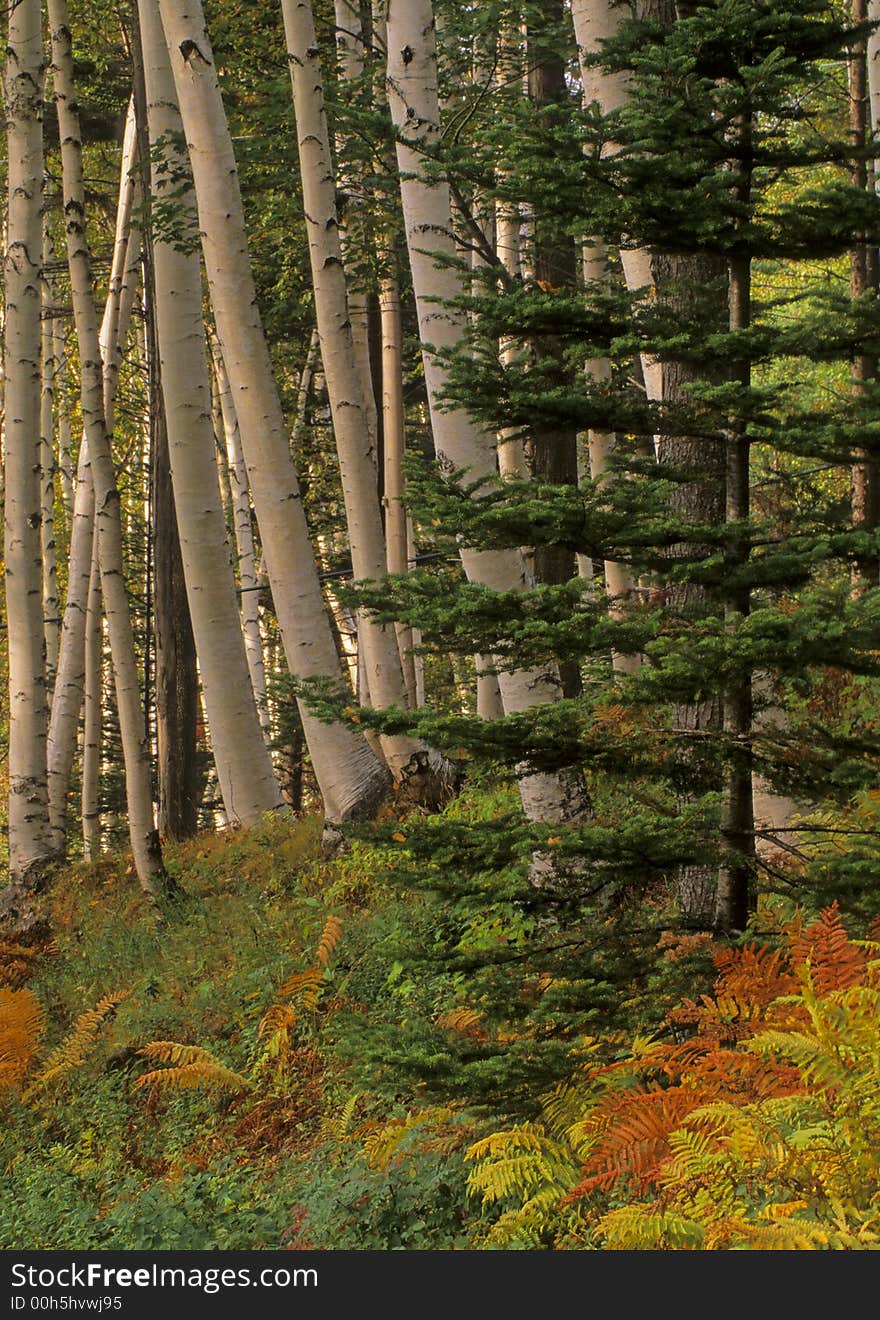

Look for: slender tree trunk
[3,0,56,887]
[155,0,389,823]
[151,399,200,839]
[46,109,139,855]
[333,0,378,454]
[716,240,754,931]
[136,0,283,832]
[48,0,170,898]
[850,0,879,587]
[385,0,591,827]
[54,322,74,526]
[526,3,582,699]
[494,20,528,480]
[582,240,639,676]
[282,0,423,780]
[82,525,102,859]
[378,256,417,708]
[40,228,60,698]
[211,340,271,732]
[132,32,201,841]
[573,0,729,924]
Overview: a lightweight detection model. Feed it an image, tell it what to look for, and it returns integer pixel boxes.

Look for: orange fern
[315,915,343,968]
[0,987,45,1092]
[565,907,862,1207]
[787,903,866,995]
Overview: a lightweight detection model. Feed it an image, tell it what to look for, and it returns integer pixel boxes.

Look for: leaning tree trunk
[48,0,170,899]
[46,107,139,856]
[282,0,423,780]
[385,0,591,827]
[155,0,389,823]
[136,0,283,828]
[210,339,271,731]
[3,0,56,887]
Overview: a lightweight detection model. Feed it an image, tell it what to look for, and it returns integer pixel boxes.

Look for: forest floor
[1,811,474,1249]
[2,791,878,1251]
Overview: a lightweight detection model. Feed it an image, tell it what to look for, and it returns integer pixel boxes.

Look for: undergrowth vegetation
[2,785,879,1251]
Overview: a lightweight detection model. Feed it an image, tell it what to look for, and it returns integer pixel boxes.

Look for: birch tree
[3,0,55,885]
[137,0,283,827]
[384,0,590,827]
[155,0,389,823]
[282,0,425,779]
[46,108,139,855]
[47,0,170,898]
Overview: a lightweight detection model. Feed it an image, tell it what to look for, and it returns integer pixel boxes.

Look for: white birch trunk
[869,1,880,189]
[3,0,55,883]
[54,321,74,525]
[282,0,420,778]
[210,340,270,732]
[385,0,590,825]
[379,267,418,706]
[582,238,639,675]
[40,230,60,696]
[333,0,378,452]
[495,22,527,479]
[81,525,102,859]
[156,0,389,821]
[48,0,168,897]
[138,0,282,826]
[570,0,662,402]
[46,112,139,855]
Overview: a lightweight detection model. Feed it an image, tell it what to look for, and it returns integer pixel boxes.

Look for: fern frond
[362,1107,455,1169]
[315,916,342,968]
[0,988,45,1091]
[788,904,867,996]
[134,1041,250,1095]
[597,1205,706,1250]
[25,991,126,1095]
[278,967,324,1011]
[258,1004,297,1037]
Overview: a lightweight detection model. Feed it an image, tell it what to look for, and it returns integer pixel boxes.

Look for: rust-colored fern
[565,908,861,1206]
[787,903,866,995]
[0,987,45,1092]
[315,915,343,968]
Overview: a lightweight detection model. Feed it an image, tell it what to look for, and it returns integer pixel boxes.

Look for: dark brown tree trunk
[654,252,728,928]
[526,0,580,698]
[716,242,754,933]
[152,401,200,839]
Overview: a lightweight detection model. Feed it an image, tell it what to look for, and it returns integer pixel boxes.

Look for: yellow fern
[134,1041,251,1095]
[24,991,126,1097]
[362,1107,456,1170]
[0,987,45,1092]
